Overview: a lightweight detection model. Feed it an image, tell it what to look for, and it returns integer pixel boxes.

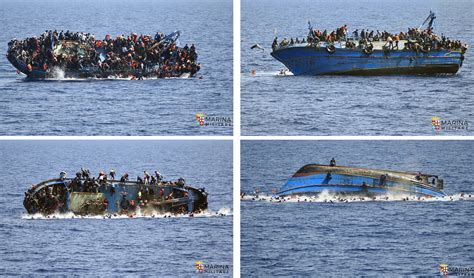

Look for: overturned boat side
[24,178,208,215]
[276,164,446,198]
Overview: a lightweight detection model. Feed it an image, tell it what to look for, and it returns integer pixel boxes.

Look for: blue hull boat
[276,164,446,198]
[24,177,208,216]
[270,12,466,76]
[271,44,463,76]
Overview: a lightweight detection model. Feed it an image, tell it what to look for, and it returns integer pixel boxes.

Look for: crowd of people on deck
[272,24,467,53]
[7,30,200,78]
[24,168,190,214]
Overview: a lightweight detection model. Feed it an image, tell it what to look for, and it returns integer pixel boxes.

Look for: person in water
[330,158,336,167]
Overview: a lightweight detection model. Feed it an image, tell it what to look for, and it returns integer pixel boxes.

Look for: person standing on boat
[155,170,163,183]
[394,35,400,50]
[415,172,423,182]
[353,29,359,40]
[120,173,129,183]
[109,169,116,180]
[379,174,387,186]
[386,36,394,50]
[59,171,67,180]
[330,158,336,167]
[143,171,150,185]
[362,181,369,194]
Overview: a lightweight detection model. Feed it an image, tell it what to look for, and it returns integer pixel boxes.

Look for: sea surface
[0,0,232,135]
[241,0,474,135]
[0,140,233,276]
[241,140,474,276]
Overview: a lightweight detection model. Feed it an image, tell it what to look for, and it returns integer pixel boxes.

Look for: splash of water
[21,207,232,220]
[247,69,293,77]
[33,67,195,81]
[241,191,474,203]
[50,67,65,79]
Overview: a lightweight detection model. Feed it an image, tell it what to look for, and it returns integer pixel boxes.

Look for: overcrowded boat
[270,12,467,75]
[23,169,208,216]
[276,159,446,198]
[7,30,200,79]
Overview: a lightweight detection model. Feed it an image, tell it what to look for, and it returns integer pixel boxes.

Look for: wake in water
[22,207,232,220]
[247,69,293,77]
[241,191,474,203]
[23,72,196,82]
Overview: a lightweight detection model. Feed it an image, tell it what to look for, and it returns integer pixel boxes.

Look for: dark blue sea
[0,140,233,276]
[241,0,474,135]
[241,140,474,276]
[0,0,232,135]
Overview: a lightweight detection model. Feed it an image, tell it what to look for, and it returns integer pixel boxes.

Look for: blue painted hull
[271,45,463,76]
[277,172,446,198]
[24,178,208,215]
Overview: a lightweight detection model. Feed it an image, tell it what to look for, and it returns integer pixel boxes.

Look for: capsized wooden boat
[23,177,208,216]
[271,12,467,76]
[276,164,446,198]
[7,31,200,79]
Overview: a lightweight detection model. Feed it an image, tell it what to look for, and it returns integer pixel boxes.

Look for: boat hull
[24,178,208,215]
[6,53,194,79]
[277,165,446,198]
[271,45,463,76]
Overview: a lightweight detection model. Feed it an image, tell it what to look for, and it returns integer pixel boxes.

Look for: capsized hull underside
[271,46,463,76]
[278,164,446,198]
[24,178,208,215]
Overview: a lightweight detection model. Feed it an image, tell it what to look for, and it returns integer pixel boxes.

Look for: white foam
[21,207,232,220]
[241,192,474,203]
[246,70,294,77]
[49,67,65,79]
